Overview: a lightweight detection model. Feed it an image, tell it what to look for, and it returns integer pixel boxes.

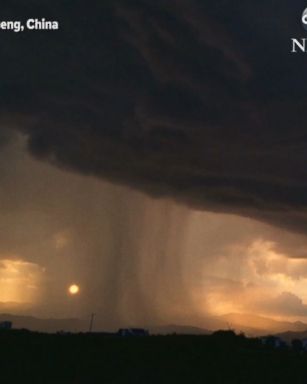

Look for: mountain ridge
[1,312,307,335]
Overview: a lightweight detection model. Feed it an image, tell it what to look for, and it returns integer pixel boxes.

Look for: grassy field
[0,330,306,383]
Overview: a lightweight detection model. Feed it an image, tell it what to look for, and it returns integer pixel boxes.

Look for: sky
[1,1,307,331]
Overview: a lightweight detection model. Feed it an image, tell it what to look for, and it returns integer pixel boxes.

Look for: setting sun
[68,284,80,295]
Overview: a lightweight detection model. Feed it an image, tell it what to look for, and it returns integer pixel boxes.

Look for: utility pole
[89,313,95,333]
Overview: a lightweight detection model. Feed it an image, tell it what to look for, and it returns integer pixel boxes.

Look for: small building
[117,328,149,337]
[0,321,12,330]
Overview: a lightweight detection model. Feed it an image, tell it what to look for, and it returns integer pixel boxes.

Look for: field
[0,330,306,383]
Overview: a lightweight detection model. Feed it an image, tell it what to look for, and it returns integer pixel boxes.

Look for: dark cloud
[1,1,307,232]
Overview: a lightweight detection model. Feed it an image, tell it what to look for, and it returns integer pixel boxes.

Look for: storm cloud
[0,1,307,233]
[2,0,307,333]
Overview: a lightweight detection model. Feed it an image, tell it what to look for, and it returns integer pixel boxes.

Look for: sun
[68,284,80,295]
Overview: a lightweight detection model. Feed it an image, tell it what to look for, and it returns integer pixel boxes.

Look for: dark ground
[0,330,307,383]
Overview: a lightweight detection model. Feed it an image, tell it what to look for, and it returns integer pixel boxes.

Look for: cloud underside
[1,1,307,232]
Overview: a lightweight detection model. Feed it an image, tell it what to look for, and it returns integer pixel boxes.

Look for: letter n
[291,38,306,53]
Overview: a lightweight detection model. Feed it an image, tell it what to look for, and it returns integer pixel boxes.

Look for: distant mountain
[150,324,210,335]
[149,313,307,336]
[274,330,307,343]
[2,312,307,336]
[0,314,84,333]
[216,313,307,336]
